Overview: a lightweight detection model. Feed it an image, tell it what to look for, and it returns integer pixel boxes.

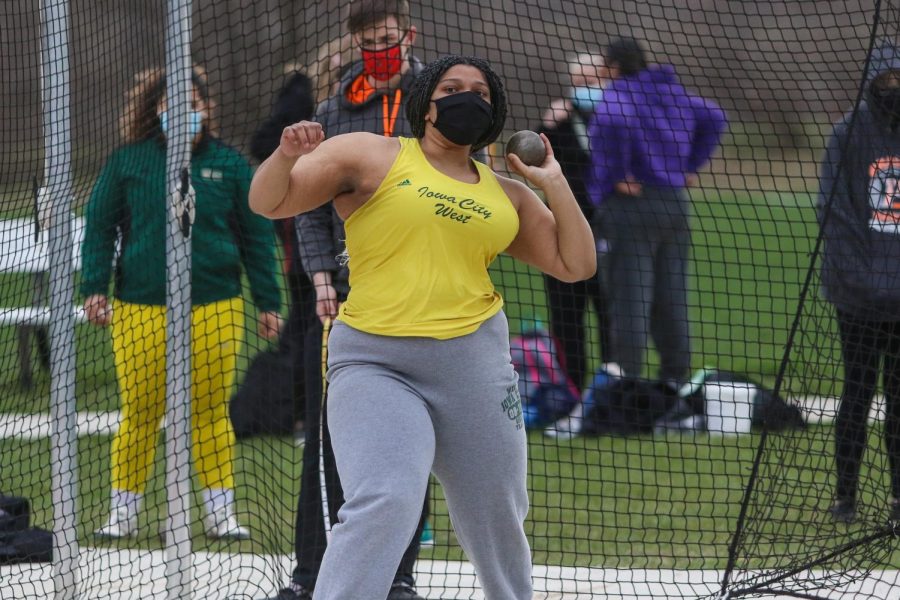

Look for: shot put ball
[506,130,547,167]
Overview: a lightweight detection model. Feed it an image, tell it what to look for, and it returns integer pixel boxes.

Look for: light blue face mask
[159,110,204,137]
[571,86,604,112]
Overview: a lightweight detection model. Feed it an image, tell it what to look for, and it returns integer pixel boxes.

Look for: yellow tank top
[338,137,519,339]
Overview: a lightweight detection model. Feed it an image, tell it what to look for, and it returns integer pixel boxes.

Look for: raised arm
[249,122,372,219]
[502,134,597,283]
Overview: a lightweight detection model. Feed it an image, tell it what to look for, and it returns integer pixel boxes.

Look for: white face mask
[159,110,204,137]
[570,86,604,112]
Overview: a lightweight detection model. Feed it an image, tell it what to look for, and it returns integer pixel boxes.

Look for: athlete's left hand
[258,311,283,340]
[506,133,565,190]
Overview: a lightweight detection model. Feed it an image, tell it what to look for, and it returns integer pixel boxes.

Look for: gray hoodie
[295,56,425,295]
[818,39,900,318]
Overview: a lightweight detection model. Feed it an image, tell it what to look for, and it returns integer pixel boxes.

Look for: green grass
[525,426,900,570]
[2,176,828,391]
[0,434,302,555]
[491,185,833,392]
[1,174,894,575]
[2,426,898,569]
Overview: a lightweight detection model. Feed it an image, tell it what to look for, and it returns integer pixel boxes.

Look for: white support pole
[163,1,194,598]
[40,0,79,598]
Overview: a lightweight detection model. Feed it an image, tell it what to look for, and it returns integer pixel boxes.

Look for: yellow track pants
[109,298,243,494]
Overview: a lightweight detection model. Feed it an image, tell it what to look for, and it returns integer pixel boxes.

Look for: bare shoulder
[310,132,399,175]
[340,133,399,171]
[328,134,401,218]
[324,131,397,153]
[494,173,533,210]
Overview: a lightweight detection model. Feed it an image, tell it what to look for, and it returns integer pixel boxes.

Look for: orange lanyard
[382,89,402,137]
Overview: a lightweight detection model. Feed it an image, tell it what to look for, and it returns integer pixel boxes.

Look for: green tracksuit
[80,136,280,312]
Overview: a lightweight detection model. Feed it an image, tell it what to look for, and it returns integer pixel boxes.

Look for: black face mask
[433,91,493,147]
[872,85,900,124]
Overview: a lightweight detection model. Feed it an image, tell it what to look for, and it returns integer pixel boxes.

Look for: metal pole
[40,0,79,597]
[163,0,194,598]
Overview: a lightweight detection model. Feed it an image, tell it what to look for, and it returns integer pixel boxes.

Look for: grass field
[0,183,833,401]
[1,153,896,590]
[498,182,837,393]
[2,425,899,571]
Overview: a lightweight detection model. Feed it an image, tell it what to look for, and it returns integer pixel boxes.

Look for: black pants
[601,188,692,382]
[834,311,900,502]
[292,306,428,589]
[544,263,611,389]
[280,263,313,424]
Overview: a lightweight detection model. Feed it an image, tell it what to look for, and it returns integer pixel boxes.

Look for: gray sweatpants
[601,186,692,382]
[312,311,533,600]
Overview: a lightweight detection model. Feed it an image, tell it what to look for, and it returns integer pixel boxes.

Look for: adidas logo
[397,179,412,187]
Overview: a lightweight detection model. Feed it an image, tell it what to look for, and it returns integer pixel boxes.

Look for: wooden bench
[0,217,87,387]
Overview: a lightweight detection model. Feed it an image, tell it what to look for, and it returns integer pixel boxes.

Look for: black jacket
[818,39,900,318]
[536,108,596,224]
[249,72,316,276]
[296,56,425,296]
[249,72,316,163]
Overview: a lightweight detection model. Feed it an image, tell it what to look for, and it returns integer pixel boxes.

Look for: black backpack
[229,348,299,438]
[0,494,51,565]
[751,387,806,431]
[582,377,679,436]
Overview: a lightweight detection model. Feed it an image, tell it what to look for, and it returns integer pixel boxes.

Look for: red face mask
[360,33,407,81]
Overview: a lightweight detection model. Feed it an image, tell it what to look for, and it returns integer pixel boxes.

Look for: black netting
[2,1,899,598]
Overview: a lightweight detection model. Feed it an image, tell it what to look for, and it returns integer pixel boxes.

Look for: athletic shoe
[419,519,434,546]
[387,581,427,600]
[94,506,138,539]
[205,506,250,540]
[543,415,581,441]
[827,499,857,524]
[265,582,312,600]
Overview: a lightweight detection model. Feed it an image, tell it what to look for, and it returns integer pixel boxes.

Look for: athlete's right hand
[279,121,325,159]
[84,294,111,326]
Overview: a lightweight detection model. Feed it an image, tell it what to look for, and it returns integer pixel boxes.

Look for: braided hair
[405,55,507,152]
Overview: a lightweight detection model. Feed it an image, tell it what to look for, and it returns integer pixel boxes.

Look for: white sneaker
[95,506,138,539]
[544,415,582,440]
[205,507,250,540]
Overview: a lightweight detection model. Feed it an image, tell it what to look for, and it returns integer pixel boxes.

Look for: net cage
[2,0,900,598]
